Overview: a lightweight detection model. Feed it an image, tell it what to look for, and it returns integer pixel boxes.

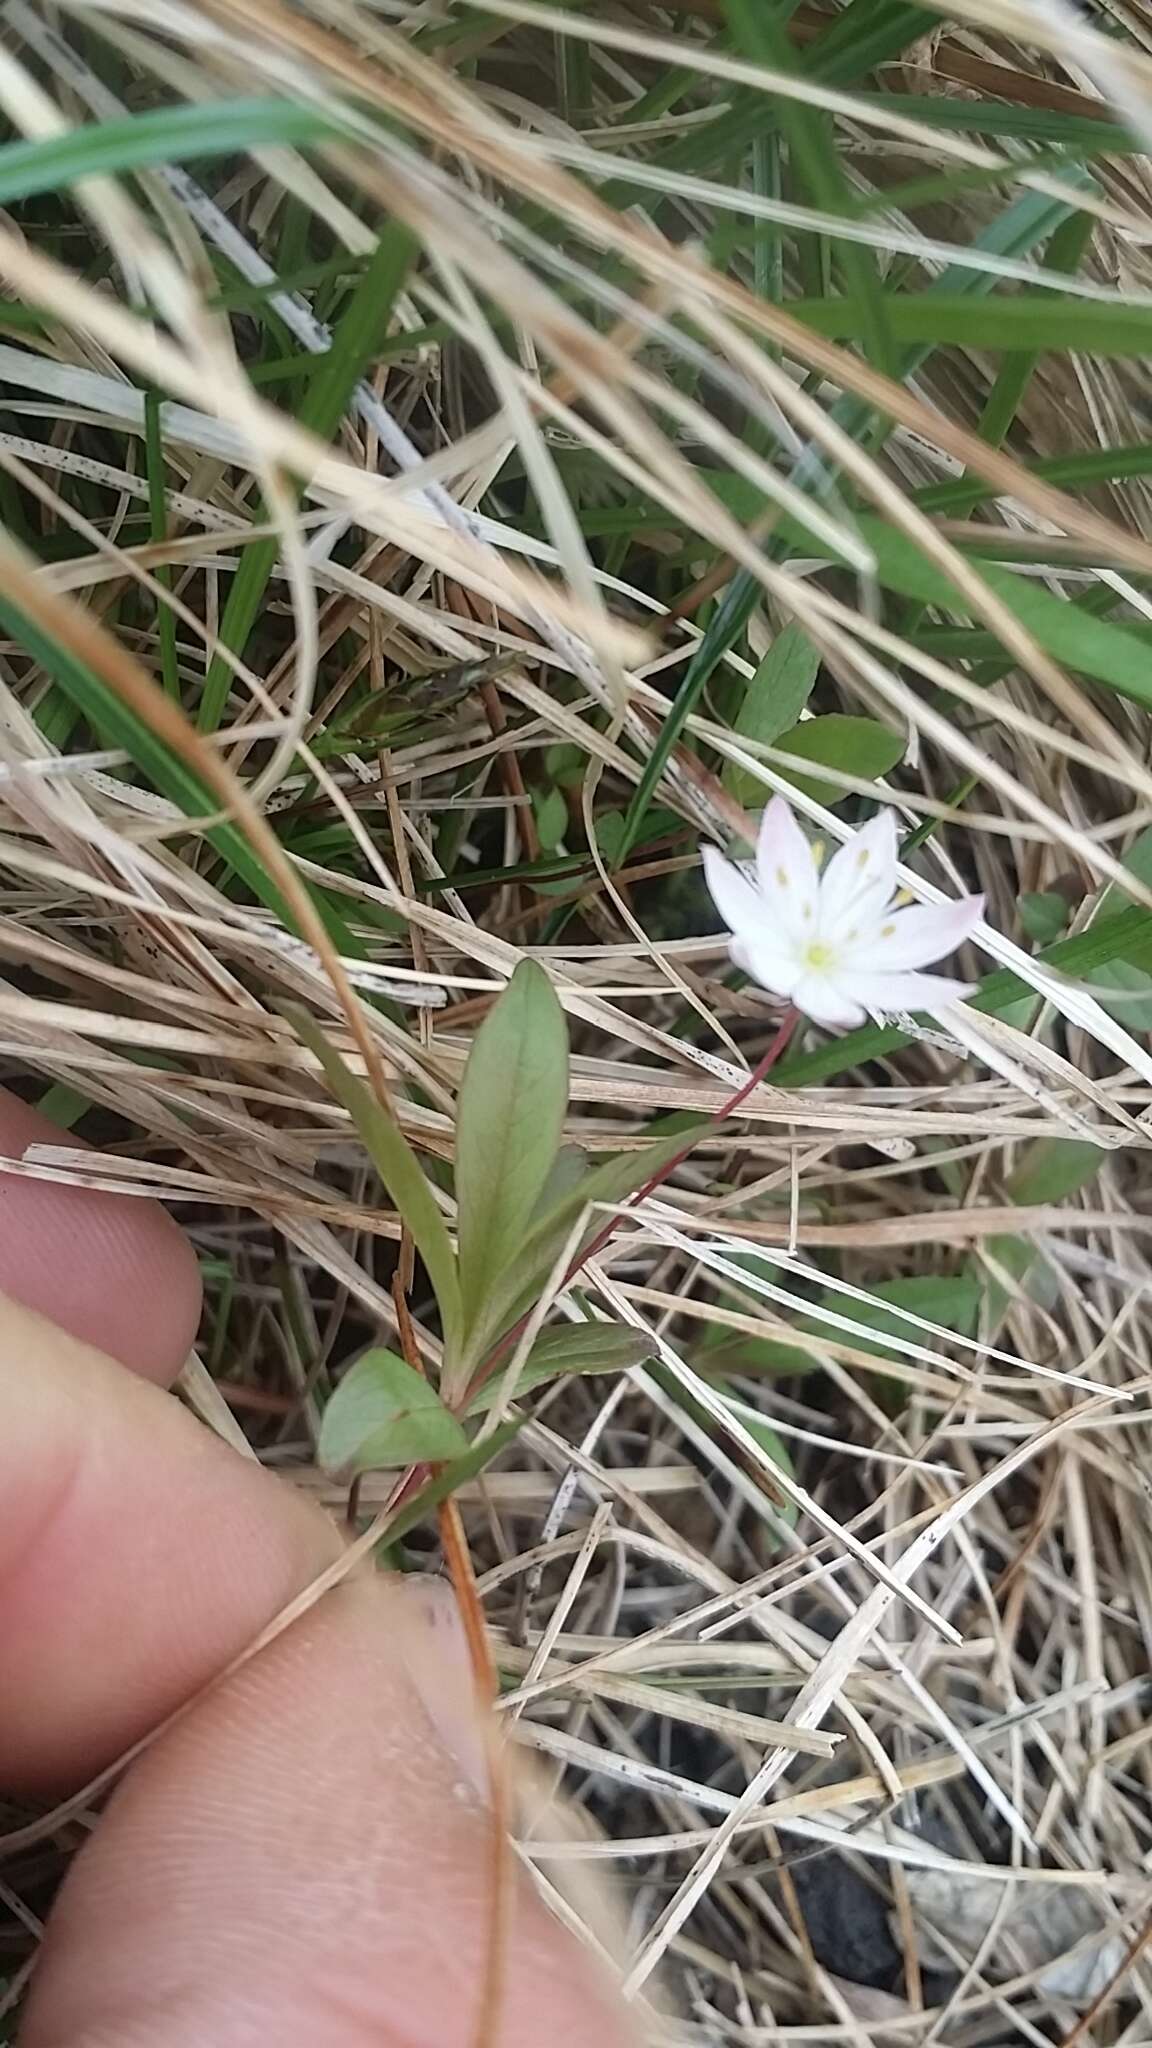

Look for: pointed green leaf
[0,99,333,204]
[1018,891,1069,945]
[702,1265,980,1376]
[287,1006,462,1349]
[771,715,906,808]
[531,1122,709,1248]
[467,1321,656,1413]
[319,1347,469,1477]
[381,1420,523,1544]
[538,1144,593,1210]
[1006,1136,1104,1208]
[724,624,821,806]
[1083,825,1152,1026]
[455,961,569,1325]
[470,1123,709,1361]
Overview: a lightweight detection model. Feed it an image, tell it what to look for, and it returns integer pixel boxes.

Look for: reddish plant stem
[465,1004,799,1402]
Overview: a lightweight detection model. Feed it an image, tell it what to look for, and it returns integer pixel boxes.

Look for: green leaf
[199,218,418,730]
[0,99,333,206]
[382,1421,523,1545]
[455,961,569,1326]
[710,489,1152,714]
[1085,825,1152,1026]
[704,1265,980,1376]
[287,1007,462,1350]
[723,624,821,806]
[771,714,906,807]
[521,1125,705,1273]
[538,1144,593,1210]
[1018,891,1070,944]
[787,292,1152,360]
[721,1402,798,1526]
[467,1321,657,1413]
[467,1123,707,1368]
[532,785,569,851]
[1006,1136,1104,1207]
[319,1347,469,1477]
[826,1274,982,1364]
[983,1136,1103,1327]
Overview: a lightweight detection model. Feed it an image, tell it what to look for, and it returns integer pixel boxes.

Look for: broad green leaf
[1018,891,1069,945]
[287,1007,462,1349]
[518,1124,706,1274]
[319,1347,469,1477]
[467,1321,657,1413]
[538,1145,592,1210]
[1007,1136,1104,1207]
[382,1420,523,1545]
[455,961,569,1326]
[723,624,821,805]
[771,714,905,807]
[828,1274,982,1364]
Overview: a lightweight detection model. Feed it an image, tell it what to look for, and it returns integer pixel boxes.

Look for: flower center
[802,939,837,972]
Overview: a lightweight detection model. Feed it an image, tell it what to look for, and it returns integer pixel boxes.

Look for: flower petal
[790,972,866,1029]
[702,846,762,939]
[840,969,975,1018]
[843,893,985,973]
[817,809,899,943]
[733,934,802,1001]
[755,798,819,941]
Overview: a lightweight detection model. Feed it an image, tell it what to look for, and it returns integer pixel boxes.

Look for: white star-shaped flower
[703,798,985,1030]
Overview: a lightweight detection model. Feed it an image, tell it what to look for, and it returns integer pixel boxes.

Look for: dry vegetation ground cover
[4,0,1152,2039]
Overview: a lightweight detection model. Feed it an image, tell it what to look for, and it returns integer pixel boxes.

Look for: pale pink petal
[702,846,762,940]
[817,809,900,942]
[842,969,975,1017]
[733,934,803,1001]
[842,893,984,973]
[755,798,819,940]
[791,973,866,1029]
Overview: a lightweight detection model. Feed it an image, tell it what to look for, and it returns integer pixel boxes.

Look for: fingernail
[386,1575,490,1797]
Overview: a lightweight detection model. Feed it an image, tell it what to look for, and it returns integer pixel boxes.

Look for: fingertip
[0,1086,202,1382]
[25,1580,642,2048]
[0,1292,337,1793]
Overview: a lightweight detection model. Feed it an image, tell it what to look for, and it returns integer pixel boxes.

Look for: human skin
[0,1084,639,2047]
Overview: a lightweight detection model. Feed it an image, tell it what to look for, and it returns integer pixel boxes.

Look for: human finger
[0,1086,200,1382]
[22,1579,640,2048]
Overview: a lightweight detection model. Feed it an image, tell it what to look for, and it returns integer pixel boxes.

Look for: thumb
[22,1577,640,2048]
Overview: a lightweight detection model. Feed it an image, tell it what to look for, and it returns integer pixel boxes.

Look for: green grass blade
[198,220,417,731]
[0,100,333,204]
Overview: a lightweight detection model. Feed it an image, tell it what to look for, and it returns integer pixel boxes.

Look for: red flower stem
[465,1004,799,1401]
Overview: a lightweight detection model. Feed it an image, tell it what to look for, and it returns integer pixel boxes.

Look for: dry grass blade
[3,1,1152,2042]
